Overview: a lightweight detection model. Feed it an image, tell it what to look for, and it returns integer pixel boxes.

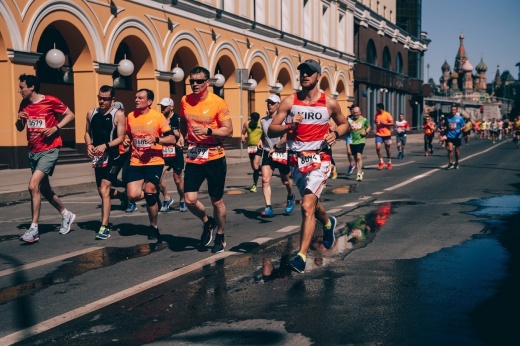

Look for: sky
[422,0,520,84]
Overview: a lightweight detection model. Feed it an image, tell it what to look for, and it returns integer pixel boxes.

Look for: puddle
[0,242,168,305]
[462,194,520,217]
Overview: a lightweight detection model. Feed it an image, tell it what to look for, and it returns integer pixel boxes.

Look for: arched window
[366,40,377,65]
[383,46,391,70]
[396,52,403,74]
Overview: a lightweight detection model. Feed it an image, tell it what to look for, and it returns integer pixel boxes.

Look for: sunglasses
[267,101,277,105]
[97,96,113,101]
[189,79,208,85]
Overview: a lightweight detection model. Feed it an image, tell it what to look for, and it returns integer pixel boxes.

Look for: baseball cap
[265,94,281,103]
[297,59,321,74]
[112,101,124,110]
[158,97,174,107]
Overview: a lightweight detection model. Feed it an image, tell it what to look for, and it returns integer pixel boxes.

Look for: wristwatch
[206,128,213,135]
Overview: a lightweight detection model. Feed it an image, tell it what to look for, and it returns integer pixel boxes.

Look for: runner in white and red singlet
[268,59,349,273]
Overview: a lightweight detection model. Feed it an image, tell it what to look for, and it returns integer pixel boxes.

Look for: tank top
[89,107,119,155]
[246,121,262,146]
[287,92,330,152]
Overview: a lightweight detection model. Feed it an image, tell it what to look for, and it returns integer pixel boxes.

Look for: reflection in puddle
[0,242,168,305]
[463,194,520,217]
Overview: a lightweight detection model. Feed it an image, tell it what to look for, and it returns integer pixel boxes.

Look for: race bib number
[351,122,362,131]
[27,116,46,132]
[92,155,109,168]
[162,145,176,158]
[384,138,393,145]
[187,144,209,164]
[133,136,151,150]
[397,127,405,133]
[449,122,457,130]
[271,151,288,165]
[297,151,321,173]
[247,146,258,154]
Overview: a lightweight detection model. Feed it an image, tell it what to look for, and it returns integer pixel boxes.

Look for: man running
[180,66,233,253]
[157,97,188,213]
[15,74,76,243]
[268,59,349,273]
[84,85,126,239]
[258,94,295,218]
[349,106,371,181]
[125,89,176,241]
[374,103,394,170]
[445,105,465,170]
[394,113,409,159]
[423,115,436,156]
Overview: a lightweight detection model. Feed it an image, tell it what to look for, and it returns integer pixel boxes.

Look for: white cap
[265,94,281,103]
[158,97,174,107]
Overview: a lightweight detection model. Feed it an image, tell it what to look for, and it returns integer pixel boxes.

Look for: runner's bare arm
[268,96,293,138]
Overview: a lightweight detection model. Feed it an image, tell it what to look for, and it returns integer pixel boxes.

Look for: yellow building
[0,0,357,168]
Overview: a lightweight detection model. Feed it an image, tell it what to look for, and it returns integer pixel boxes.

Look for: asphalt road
[1,136,519,345]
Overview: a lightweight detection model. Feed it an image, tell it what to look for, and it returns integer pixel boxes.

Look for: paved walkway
[0,133,426,203]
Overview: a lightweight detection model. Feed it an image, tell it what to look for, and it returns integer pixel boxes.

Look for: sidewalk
[0,134,425,203]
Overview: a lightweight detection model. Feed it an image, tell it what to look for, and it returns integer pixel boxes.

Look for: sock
[253,169,260,185]
[61,208,69,216]
[349,162,354,167]
[30,223,38,229]
[297,252,307,262]
[323,219,332,229]
[388,159,392,163]
[379,158,384,162]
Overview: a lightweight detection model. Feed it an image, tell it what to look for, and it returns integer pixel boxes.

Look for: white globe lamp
[171,66,185,82]
[45,45,65,69]
[211,73,225,87]
[247,78,257,91]
[117,55,134,76]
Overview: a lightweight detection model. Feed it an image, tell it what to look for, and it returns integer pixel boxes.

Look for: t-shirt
[126,108,171,166]
[395,120,409,136]
[246,122,262,146]
[375,110,393,137]
[423,120,436,135]
[19,95,68,153]
[180,92,230,161]
[446,114,466,139]
[349,116,369,145]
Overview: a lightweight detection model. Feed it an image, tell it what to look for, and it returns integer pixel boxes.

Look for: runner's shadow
[233,208,273,223]
[158,234,200,252]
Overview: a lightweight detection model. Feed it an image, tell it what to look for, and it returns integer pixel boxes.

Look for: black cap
[297,59,321,74]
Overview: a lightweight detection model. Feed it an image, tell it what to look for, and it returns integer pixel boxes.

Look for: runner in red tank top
[268,59,350,273]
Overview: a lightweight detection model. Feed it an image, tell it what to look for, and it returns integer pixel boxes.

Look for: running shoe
[323,216,336,249]
[148,225,161,241]
[211,233,226,253]
[179,201,188,212]
[125,201,137,213]
[290,254,306,273]
[285,194,295,214]
[261,206,275,218]
[424,152,429,156]
[430,149,434,155]
[401,153,405,159]
[454,163,459,169]
[331,166,338,179]
[160,197,174,212]
[397,152,402,159]
[20,227,39,243]
[201,216,216,246]
[95,225,110,240]
[377,162,385,170]
[446,163,454,170]
[347,165,355,175]
[356,171,364,181]
[387,162,392,170]
[250,184,257,193]
[59,211,76,235]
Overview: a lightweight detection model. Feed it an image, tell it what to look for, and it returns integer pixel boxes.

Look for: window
[383,46,391,70]
[367,40,377,65]
[396,53,403,74]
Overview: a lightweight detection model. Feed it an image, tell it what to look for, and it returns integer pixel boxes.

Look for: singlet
[260,116,286,150]
[350,116,369,145]
[395,120,409,136]
[375,110,393,137]
[89,107,119,157]
[126,108,171,166]
[287,92,330,152]
[19,95,68,153]
[180,92,230,161]
[423,120,436,135]
[246,122,262,146]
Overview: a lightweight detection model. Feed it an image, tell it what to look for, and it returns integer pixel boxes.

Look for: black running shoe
[201,216,215,246]
[148,226,161,241]
[211,233,226,253]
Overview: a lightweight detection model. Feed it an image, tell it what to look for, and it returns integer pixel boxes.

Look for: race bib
[449,122,457,130]
[397,127,405,133]
[271,151,288,165]
[92,155,109,168]
[297,151,321,173]
[27,116,46,132]
[384,138,393,145]
[247,146,258,154]
[187,144,209,164]
[133,136,151,150]
[351,122,362,131]
[162,145,176,158]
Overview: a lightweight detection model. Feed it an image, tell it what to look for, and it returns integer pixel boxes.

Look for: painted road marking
[275,225,300,233]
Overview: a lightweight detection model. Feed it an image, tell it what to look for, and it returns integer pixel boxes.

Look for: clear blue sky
[422,0,520,84]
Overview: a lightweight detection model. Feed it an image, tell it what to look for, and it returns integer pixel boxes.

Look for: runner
[157,97,188,213]
[423,115,436,156]
[374,103,394,170]
[348,106,371,181]
[125,89,176,241]
[345,109,356,175]
[514,115,520,149]
[258,95,295,217]
[489,118,499,144]
[394,113,410,159]
[445,105,465,170]
[268,59,349,273]
[241,112,262,192]
[15,74,76,243]
[180,66,233,253]
[84,85,126,239]
[461,116,473,145]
